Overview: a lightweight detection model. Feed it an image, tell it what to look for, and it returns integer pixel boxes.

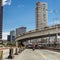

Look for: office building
[36,2,48,30]
[0,0,3,43]
[7,35,11,42]
[16,27,26,37]
[10,30,15,43]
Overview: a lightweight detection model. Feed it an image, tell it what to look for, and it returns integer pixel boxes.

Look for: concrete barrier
[18,47,21,53]
[14,47,18,55]
[8,47,14,59]
[1,46,25,60]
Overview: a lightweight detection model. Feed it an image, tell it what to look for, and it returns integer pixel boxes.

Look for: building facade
[7,35,11,42]
[10,30,15,43]
[16,27,26,37]
[0,0,3,43]
[36,2,48,30]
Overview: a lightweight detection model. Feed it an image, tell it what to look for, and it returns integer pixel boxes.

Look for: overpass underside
[17,33,60,47]
[16,25,60,47]
[17,33,60,42]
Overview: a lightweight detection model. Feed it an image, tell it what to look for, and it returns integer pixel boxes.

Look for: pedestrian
[32,44,35,51]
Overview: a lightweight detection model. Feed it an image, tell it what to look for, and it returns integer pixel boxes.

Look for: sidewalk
[3,49,42,60]
[3,47,25,60]
[3,49,25,60]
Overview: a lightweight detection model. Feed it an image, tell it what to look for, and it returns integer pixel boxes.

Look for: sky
[3,0,60,40]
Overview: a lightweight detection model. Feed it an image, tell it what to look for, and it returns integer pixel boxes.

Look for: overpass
[15,24,60,43]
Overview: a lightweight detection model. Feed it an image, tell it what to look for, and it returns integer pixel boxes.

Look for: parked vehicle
[27,44,33,49]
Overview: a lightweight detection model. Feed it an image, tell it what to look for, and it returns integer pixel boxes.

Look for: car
[35,45,45,49]
[27,44,33,49]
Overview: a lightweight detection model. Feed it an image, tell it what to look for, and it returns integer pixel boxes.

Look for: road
[3,49,60,60]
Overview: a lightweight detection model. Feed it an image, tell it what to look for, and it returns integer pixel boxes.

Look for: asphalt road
[3,49,60,60]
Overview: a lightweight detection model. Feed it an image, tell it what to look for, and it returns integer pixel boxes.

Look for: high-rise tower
[0,0,3,43]
[36,2,48,30]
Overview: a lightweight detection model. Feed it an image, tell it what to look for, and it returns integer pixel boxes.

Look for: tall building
[16,27,26,37]
[10,30,15,43]
[0,0,3,43]
[7,35,11,42]
[36,2,48,30]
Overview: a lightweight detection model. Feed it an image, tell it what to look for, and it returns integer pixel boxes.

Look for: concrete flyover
[15,24,60,42]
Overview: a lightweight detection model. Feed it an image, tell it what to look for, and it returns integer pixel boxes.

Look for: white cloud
[2,32,10,40]
[54,19,60,24]
[2,0,11,6]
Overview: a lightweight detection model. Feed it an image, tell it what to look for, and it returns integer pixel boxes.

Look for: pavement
[3,49,60,60]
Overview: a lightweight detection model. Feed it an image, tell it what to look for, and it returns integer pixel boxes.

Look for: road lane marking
[35,50,50,60]
[40,53,47,59]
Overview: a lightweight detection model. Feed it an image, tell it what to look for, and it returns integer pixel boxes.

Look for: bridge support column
[46,37,48,47]
[55,33,58,47]
[47,37,50,47]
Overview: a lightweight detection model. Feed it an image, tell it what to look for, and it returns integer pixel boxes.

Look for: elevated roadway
[15,24,60,42]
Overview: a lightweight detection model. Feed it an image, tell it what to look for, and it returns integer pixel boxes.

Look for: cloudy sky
[2,0,11,40]
[2,0,11,6]
[3,0,60,40]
